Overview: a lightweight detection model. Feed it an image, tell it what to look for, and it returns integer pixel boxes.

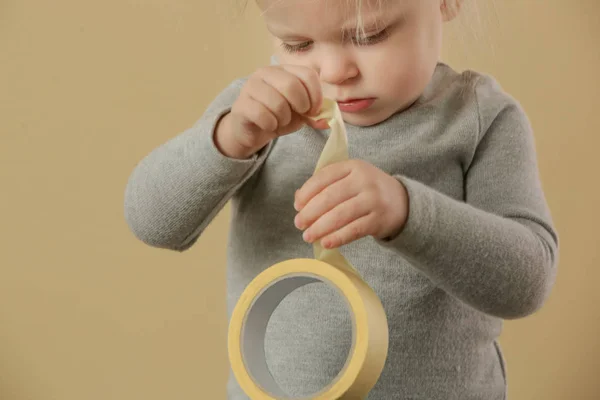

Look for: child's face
[258,0,445,127]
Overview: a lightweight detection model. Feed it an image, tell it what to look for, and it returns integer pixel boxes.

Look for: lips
[336,98,375,113]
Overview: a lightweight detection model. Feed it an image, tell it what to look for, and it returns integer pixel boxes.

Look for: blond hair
[247,0,465,35]
[248,0,387,40]
[350,0,385,39]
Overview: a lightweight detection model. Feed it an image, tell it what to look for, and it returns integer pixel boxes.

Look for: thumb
[304,117,330,130]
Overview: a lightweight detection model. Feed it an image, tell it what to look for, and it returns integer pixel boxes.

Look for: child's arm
[123,79,271,251]
[378,76,558,320]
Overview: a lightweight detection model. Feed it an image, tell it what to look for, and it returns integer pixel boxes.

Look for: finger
[320,213,376,249]
[294,177,359,230]
[303,116,330,130]
[258,67,312,116]
[281,65,323,116]
[302,194,372,244]
[245,77,292,130]
[236,95,278,134]
[295,161,353,211]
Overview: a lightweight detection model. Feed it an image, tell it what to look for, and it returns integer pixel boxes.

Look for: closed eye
[280,41,313,54]
[352,28,390,46]
[279,15,402,54]
[280,28,388,54]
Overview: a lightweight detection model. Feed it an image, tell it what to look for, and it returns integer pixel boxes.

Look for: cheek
[388,29,440,88]
[363,46,421,91]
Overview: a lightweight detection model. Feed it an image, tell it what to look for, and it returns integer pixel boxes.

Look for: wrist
[379,178,409,241]
[213,113,263,159]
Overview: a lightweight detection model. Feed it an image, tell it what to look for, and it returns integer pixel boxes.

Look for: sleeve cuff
[375,175,437,257]
[197,108,272,184]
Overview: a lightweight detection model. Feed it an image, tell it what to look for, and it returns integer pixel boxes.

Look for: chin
[340,114,376,127]
[341,108,398,127]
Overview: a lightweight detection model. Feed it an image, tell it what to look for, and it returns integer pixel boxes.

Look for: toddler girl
[124,0,558,398]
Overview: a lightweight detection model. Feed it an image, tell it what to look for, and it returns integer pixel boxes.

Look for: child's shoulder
[431,62,531,135]
[434,62,522,106]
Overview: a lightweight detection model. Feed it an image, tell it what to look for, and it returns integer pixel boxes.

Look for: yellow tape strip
[227,99,389,399]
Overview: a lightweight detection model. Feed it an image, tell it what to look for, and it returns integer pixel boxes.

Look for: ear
[441,0,463,22]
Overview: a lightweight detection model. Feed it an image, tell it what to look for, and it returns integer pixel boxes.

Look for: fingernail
[295,214,308,230]
[303,231,312,242]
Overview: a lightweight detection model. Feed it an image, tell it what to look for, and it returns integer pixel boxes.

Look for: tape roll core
[240,269,349,398]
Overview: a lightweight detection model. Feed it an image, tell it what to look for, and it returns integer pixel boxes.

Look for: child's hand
[214,65,329,159]
[293,160,409,249]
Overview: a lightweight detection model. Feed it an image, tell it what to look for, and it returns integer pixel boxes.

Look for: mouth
[336,98,375,113]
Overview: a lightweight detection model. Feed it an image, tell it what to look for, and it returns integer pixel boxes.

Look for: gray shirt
[124,62,558,399]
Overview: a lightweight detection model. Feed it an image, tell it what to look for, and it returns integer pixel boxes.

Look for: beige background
[1,0,598,399]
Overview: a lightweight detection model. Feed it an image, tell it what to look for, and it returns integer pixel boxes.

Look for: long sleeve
[123,79,272,251]
[378,76,559,319]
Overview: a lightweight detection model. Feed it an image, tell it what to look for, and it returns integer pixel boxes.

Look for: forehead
[259,0,403,37]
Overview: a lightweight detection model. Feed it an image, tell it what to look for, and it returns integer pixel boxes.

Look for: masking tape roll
[228,99,389,399]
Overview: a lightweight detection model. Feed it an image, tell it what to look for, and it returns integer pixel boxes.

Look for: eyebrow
[268,12,402,41]
[343,14,400,37]
[343,13,392,34]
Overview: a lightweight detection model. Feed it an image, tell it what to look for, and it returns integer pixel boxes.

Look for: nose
[316,48,359,85]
